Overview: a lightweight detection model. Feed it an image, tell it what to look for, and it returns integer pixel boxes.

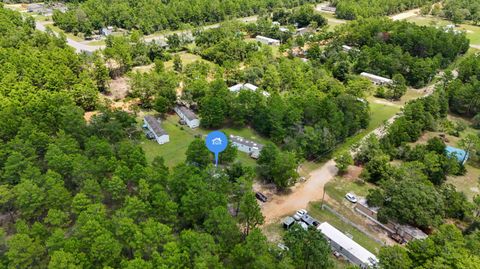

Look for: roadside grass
[407,15,480,45]
[86,40,106,46]
[45,23,85,42]
[139,114,264,168]
[308,202,383,254]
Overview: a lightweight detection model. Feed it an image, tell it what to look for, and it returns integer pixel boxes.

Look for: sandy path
[390,8,420,21]
[261,160,338,224]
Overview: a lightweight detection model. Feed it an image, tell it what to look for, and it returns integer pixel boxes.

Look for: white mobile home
[360,72,393,85]
[144,116,169,145]
[318,222,378,268]
[228,83,270,97]
[230,135,264,159]
[174,106,200,129]
[255,35,281,46]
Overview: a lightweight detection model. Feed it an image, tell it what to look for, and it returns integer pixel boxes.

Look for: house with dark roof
[174,106,200,129]
[143,116,169,144]
[229,135,264,159]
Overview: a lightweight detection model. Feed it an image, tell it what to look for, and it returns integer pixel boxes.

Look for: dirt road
[390,8,420,21]
[260,160,338,224]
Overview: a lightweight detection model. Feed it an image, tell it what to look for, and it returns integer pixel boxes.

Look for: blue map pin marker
[206,131,228,166]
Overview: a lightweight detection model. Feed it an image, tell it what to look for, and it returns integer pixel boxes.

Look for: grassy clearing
[86,40,106,46]
[45,23,85,42]
[407,15,480,45]
[164,52,212,70]
[324,177,374,203]
[447,165,480,201]
[139,114,265,168]
[333,101,400,157]
[308,202,383,254]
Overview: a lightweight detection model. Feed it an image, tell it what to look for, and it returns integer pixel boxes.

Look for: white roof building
[143,116,169,145]
[255,35,281,46]
[228,83,270,97]
[318,222,378,268]
[229,135,264,159]
[360,72,393,85]
[174,106,200,129]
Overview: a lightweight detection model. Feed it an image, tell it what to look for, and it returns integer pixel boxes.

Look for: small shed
[282,216,296,229]
[446,146,469,165]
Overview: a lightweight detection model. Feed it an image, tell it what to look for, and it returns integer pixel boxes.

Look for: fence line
[321,204,386,246]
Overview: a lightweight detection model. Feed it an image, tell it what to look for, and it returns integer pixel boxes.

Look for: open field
[140,114,263,168]
[407,15,480,45]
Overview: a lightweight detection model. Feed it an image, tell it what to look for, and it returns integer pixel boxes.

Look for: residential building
[360,72,393,85]
[282,216,296,229]
[318,222,379,268]
[342,45,353,52]
[255,35,281,46]
[446,146,469,165]
[229,135,263,158]
[355,198,428,242]
[228,83,270,97]
[174,105,200,129]
[143,116,169,145]
[101,27,112,36]
[320,6,337,13]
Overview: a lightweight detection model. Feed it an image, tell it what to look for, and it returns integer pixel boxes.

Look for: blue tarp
[446,146,469,164]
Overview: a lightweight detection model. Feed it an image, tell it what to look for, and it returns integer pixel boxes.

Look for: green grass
[45,24,86,42]
[407,15,480,45]
[447,165,480,201]
[308,202,383,254]
[86,40,106,46]
[140,114,266,168]
[333,101,400,156]
[164,53,212,70]
[324,177,374,204]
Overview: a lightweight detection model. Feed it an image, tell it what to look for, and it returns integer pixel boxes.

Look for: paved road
[35,21,105,53]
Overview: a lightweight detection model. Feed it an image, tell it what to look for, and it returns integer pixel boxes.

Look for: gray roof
[175,106,198,121]
[144,116,168,137]
[229,135,263,150]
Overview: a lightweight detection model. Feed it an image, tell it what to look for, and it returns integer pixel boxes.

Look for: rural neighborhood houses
[255,35,281,46]
[230,135,264,159]
[174,105,200,129]
[360,72,393,85]
[143,116,169,145]
[318,222,379,269]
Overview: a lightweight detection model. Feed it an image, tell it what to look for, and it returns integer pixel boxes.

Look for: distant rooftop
[360,72,393,83]
[144,116,167,136]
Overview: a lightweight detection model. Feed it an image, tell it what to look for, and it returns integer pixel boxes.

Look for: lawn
[407,15,480,45]
[447,164,480,201]
[324,176,374,204]
[164,52,213,70]
[308,202,384,254]
[140,114,265,168]
[45,23,85,42]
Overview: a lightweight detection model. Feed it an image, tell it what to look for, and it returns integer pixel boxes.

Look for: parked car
[293,209,307,221]
[255,192,268,202]
[345,193,357,203]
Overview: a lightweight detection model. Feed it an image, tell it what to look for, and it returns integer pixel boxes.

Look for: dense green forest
[323,18,470,88]
[52,0,319,35]
[331,0,432,20]
[0,6,334,268]
[441,0,480,24]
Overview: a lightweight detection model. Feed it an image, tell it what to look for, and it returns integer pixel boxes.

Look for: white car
[293,209,308,221]
[345,193,357,203]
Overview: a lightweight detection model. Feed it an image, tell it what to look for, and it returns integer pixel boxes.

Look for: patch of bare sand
[107,77,130,100]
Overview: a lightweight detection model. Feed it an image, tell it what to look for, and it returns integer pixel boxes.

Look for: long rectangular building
[143,116,169,145]
[174,105,200,129]
[229,135,264,159]
[318,222,378,268]
[360,72,393,85]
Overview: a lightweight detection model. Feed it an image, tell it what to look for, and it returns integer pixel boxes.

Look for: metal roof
[318,222,378,266]
[360,72,393,83]
[229,135,263,150]
[144,116,168,137]
[446,146,469,163]
[175,106,198,121]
